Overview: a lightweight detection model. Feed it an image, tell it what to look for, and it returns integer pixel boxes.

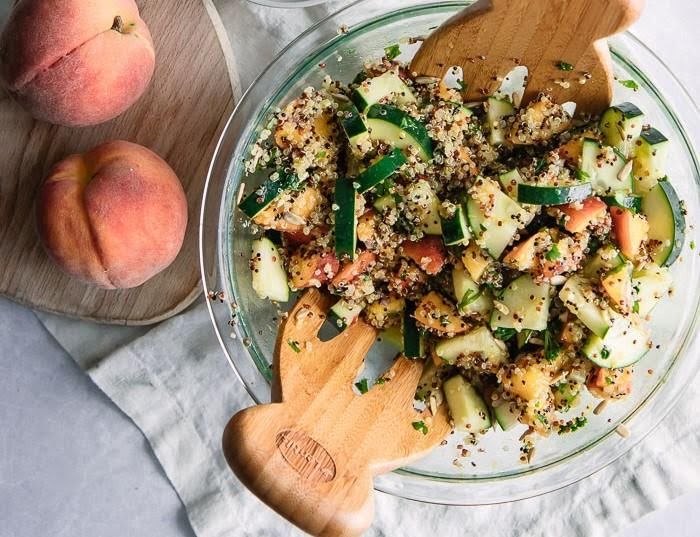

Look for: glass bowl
[200,0,700,505]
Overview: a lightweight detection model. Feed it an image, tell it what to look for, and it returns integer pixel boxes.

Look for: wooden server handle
[223,405,374,537]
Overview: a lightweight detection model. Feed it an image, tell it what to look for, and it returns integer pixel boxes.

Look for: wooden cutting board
[0,0,238,325]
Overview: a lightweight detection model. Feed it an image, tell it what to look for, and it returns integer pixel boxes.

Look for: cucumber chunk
[599,103,645,158]
[435,326,508,366]
[351,70,417,113]
[239,171,301,218]
[405,179,442,235]
[490,274,551,332]
[583,315,650,369]
[366,104,433,161]
[373,193,397,212]
[340,104,370,155]
[485,97,515,146]
[330,299,363,330]
[403,304,426,358]
[380,325,403,351]
[582,244,624,280]
[492,401,520,431]
[517,182,593,205]
[467,179,529,258]
[333,178,358,259]
[633,128,670,193]
[641,179,685,267]
[602,192,642,213]
[250,238,290,302]
[441,205,471,246]
[452,265,493,318]
[356,148,406,194]
[415,360,439,402]
[559,275,612,338]
[499,169,523,200]
[443,376,491,433]
[633,264,672,317]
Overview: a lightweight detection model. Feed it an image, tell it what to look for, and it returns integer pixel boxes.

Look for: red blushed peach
[36,140,188,289]
[0,0,155,127]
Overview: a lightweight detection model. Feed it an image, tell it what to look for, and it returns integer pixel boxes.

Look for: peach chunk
[36,140,188,289]
[0,0,155,127]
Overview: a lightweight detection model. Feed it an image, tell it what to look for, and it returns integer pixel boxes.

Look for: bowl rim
[200,0,700,504]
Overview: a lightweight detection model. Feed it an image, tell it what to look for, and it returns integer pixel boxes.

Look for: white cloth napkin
[36,1,700,535]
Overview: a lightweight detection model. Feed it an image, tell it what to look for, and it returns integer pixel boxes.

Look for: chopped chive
[545,244,561,261]
[355,378,370,394]
[618,79,639,91]
[287,339,302,353]
[412,420,429,435]
[459,288,483,309]
[556,61,575,71]
[384,44,401,61]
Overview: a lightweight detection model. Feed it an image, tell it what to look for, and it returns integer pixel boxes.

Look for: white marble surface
[2,1,700,536]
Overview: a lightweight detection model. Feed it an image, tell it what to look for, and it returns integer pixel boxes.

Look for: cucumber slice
[633,128,670,193]
[583,315,650,369]
[351,70,417,113]
[239,171,301,218]
[641,179,685,267]
[373,193,397,212]
[333,178,358,259]
[602,192,642,213]
[590,145,633,195]
[580,138,600,182]
[467,180,529,258]
[406,179,442,235]
[340,104,370,155]
[599,103,645,158]
[559,275,612,338]
[499,169,523,200]
[633,264,672,317]
[435,326,507,366]
[330,299,363,330]
[485,97,515,146]
[250,238,289,302]
[492,401,520,431]
[415,360,439,402]
[356,148,406,194]
[366,104,433,161]
[490,274,551,332]
[443,376,491,433]
[403,304,426,359]
[441,205,471,246]
[582,245,624,280]
[452,265,493,317]
[517,183,592,205]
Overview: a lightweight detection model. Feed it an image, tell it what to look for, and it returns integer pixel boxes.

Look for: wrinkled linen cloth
[37,0,700,535]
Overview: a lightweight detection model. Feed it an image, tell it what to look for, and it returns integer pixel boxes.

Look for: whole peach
[36,141,188,289]
[0,0,155,127]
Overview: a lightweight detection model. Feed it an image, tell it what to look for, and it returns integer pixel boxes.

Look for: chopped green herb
[534,158,547,174]
[536,413,549,425]
[601,346,611,360]
[558,416,588,434]
[315,150,327,160]
[632,301,640,314]
[575,168,590,182]
[544,326,561,362]
[456,79,466,91]
[375,377,387,385]
[287,339,301,353]
[557,60,575,71]
[384,44,401,61]
[545,244,561,261]
[459,288,483,309]
[412,420,429,435]
[493,327,517,341]
[618,79,639,91]
[690,241,696,250]
[355,378,370,394]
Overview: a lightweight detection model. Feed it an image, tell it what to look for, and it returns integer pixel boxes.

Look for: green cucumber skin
[351,91,371,114]
[334,178,357,259]
[356,148,406,194]
[441,205,470,246]
[642,179,686,267]
[239,172,300,218]
[602,194,642,213]
[640,127,669,146]
[341,104,368,139]
[517,183,592,205]
[403,305,424,359]
[610,102,644,119]
[366,104,434,159]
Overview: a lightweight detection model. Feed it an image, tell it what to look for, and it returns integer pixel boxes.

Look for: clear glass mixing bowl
[200,0,700,504]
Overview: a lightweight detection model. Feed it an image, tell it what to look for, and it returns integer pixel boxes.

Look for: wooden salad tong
[223,289,451,536]
[411,0,646,117]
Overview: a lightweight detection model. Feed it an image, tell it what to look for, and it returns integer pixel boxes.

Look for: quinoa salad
[238,47,686,452]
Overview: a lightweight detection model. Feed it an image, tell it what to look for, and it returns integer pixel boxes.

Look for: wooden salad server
[411,0,646,117]
[222,289,451,536]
